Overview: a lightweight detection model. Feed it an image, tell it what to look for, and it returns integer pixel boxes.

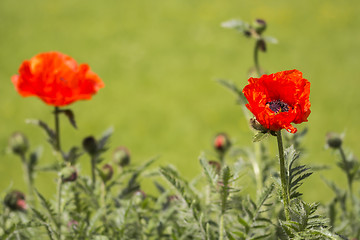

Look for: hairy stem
[57,176,63,239]
[219,214,224,240]
[54,107,61,152]
[91,156,96,190]
[20,154,34,203]
[339,147,354,208]
[276,130,290,221]
[254,40,261,77]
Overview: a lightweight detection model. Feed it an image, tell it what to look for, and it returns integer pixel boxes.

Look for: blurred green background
[0,0,359,203]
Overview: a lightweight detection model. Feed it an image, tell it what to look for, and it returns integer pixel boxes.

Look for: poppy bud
[253,19,267,35]
[4,190,27,211]
[214,133,231,154]
[113,146,131,167]
[8,132,29,156]
[133,190,146,204]
[82,136,98,156]
[326,132,343,149]
[61,166,78,183]
[99,164,113,182]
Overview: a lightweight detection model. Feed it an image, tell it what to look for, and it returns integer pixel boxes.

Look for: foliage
[1,16,360,240]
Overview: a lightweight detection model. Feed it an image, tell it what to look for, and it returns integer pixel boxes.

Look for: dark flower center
[267,100,289,113]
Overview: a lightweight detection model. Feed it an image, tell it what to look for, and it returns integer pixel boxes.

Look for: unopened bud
[61,166,78,183]
[253,19,267,34]
[214,133,231,153]
[326,132,343,149]
[100,164,113,182]
[113,146,130,167]
[82,136,98,156]
[133,190,146,204]
[8,132,29,156]
[4,190,27,211]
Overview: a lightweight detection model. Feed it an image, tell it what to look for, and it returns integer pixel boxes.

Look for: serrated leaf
[263,36,278,44]
[253,132,269,142]
[216,79,247,104]
[26,119,56,148]
[59,109,77,129]
[199,155,218,188]
[250,232,272,240]
[237,216,250,233]
[35,189,58,227]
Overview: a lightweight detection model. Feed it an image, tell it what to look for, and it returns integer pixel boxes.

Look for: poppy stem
[91,155,96,190]
[57,176,63,238]
[339,146,354,207]
[276,130,290,221]
[254,40,261,77]
[54,107,61,152]
[20,153,34,204]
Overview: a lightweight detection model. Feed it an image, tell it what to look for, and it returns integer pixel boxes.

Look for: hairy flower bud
[82,136,98,156]
[61,166,78,183]
[253,19,267,35]
[100,164,113,182]
[214,133,231,154]
[4,190,27,211]
[326,132,343,149]
[113,146,131,167]
[8,132,29,156]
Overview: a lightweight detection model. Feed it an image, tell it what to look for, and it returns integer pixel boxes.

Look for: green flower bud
[99,164,113,182]
[4,190,27,211]
[113,146,130,167]
[61,166,78,183]
[8,132,29,156]
[82,136,98,156]
[253,19,267,35]
[326,132,343,149]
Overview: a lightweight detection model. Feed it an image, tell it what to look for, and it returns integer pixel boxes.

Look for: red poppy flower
[12,51,104,107]
[243,70,311,133]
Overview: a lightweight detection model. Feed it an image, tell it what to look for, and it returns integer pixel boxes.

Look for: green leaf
[26,119,56,148]
[237,216,250,233]
[31,208,57,240]
[263,36,278,44]
[216,79,247,105]
[199,155,218,188]
[35,189,58,227]
[58,109,77,129]
[253,132,269,142]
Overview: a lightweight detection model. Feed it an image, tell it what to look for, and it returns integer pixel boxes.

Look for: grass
[0,0,359,202]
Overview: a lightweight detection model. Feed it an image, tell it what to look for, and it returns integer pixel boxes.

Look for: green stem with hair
[339,147,353,200]
[254,39,261,77]
[54,107,61,152]
[219,214,224,240]
[276,130,290,221]
[91,155,96,190]
[57,176,63,239]
[20,153,34,203]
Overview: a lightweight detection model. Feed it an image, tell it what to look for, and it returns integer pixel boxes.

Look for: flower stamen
[267,100,289,113]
